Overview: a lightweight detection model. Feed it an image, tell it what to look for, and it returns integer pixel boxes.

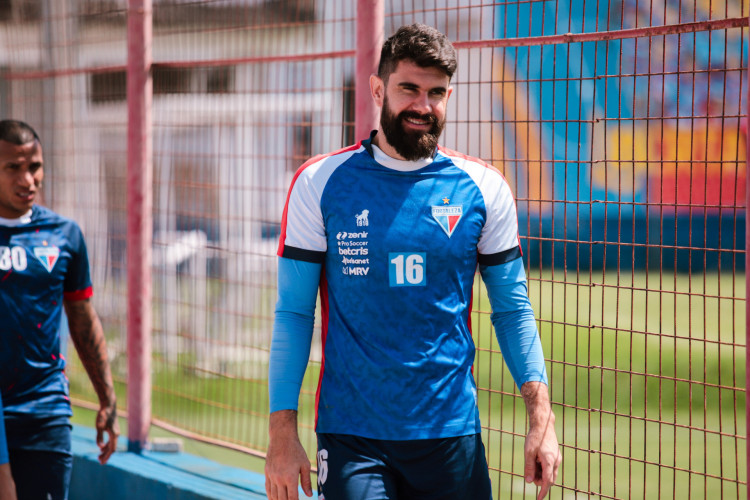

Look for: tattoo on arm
[106,401,118,427]
[63,298,116,409]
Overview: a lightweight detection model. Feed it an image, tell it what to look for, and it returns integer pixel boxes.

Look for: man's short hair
[0,119,40,145]
[377,23,457,82]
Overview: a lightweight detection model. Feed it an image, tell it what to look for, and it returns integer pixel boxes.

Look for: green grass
[473,269,746,499]
[67,269,746,499]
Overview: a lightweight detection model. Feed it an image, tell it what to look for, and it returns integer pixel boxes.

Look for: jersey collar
[0,208,33,226]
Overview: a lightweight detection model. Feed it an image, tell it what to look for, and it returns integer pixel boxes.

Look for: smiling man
[0,119,119,500]
[265,24,561,500]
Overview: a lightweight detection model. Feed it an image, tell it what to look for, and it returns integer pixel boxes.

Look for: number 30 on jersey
[0,246,27,271]
[389,252,426,287]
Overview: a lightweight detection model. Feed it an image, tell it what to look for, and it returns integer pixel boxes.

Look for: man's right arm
[266,410,313,500]
[63,298,119,464]
[265,257,321,500]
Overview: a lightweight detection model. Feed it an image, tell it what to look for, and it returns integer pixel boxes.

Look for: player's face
[371,60,452,160]
[0,139,44,219]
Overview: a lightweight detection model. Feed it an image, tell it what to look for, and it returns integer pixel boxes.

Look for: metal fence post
[126,0,153,454]
[355,0,384,140]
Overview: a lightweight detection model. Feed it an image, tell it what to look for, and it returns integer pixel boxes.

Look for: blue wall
[494,1,747,270]
[521,212,745,271]
[70,425,316,500]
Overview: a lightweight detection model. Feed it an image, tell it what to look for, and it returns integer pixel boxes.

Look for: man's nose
[17,169,34,187]
[409,92,432,114]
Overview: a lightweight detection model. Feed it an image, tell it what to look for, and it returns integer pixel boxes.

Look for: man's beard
[380,95,445,161]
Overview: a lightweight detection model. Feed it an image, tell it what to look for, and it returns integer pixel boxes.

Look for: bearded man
[264,23,561,500]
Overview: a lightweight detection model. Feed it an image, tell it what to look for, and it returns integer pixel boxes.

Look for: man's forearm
[269,409,300,440]
[480,261,548,389]
[521,380,561,498]
[64,299,116,408]
[521,381,554,429]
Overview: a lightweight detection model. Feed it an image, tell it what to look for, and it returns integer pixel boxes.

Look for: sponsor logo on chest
[336,210,370,277]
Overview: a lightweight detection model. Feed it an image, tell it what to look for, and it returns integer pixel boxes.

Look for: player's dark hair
[0,119,40,145]
[378,23,457,83]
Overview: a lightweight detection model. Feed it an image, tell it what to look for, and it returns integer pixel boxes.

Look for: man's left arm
[63,298,119,464]
[480,258,561,499]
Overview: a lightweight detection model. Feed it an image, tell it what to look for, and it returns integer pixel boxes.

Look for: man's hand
[265,410,313,500]
[521,381,561,500]
[96,403,119,464]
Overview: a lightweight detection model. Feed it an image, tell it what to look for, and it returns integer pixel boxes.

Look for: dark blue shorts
[5,415,72,500]
[316,433,492,500]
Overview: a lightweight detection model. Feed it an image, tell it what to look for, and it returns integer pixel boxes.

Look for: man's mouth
[405,117,429,125]
[402,113,435,129]
[16,191,35,202]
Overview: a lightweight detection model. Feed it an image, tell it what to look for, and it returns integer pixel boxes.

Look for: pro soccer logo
[431,205,463,238]
[34,245,60,273]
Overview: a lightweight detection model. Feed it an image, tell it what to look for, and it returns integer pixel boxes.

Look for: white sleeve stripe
[438,151,520,254]
[282,146,363,253]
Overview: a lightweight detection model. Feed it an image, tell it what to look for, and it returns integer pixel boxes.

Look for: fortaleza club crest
[431,205,463,237]
[33,246,60,272]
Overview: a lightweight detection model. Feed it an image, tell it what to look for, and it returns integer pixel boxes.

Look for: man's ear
[370,74,384,107]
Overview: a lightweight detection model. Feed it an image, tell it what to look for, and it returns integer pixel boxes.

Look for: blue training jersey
[277,133,523,440]
[0,205,93,418]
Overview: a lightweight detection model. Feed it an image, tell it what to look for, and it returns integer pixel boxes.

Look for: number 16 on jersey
[389,252,426,287]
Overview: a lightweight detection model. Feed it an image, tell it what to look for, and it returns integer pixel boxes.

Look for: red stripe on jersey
[314,270,330,429]
[437,145,507,180]
[468,276,475,375]
[63,286,93,301]
[277,142,364,257]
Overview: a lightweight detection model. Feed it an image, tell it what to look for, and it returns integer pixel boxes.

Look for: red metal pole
[126,0,153,454]
[355,0,384,141]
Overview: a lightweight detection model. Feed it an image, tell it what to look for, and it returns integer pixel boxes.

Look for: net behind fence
[1,1,747,498]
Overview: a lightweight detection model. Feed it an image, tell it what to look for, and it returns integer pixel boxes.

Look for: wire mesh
[0,1,747,498]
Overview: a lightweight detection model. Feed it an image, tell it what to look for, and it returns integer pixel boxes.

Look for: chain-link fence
[1,1,746,498]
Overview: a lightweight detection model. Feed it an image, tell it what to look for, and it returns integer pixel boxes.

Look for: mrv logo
[343,267,369,276]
